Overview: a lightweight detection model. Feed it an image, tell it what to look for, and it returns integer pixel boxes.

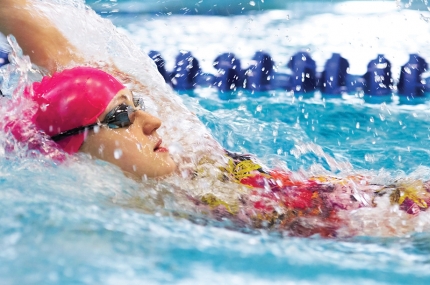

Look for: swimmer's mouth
[154,139,168,153]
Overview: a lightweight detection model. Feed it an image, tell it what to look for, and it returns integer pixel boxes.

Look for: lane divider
[149,50,429,97]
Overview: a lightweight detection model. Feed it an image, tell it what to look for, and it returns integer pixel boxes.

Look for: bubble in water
[238,104,246,111]
[114,148,123,159]
[249,1,256,6]
[364,153,375,163]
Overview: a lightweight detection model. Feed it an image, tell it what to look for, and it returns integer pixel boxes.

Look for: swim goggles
[51,99,145,142]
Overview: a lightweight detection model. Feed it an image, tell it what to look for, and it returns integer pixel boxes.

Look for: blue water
[2,0,430,284]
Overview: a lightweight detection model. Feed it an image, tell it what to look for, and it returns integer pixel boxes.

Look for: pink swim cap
[31,67,125,154]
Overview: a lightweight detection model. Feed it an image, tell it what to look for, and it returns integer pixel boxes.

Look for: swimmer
[0,0,223,179]
[0,0,177,178]
[2,0,430,238]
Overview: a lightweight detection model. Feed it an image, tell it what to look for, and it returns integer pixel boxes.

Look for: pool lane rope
[148,50,429,97]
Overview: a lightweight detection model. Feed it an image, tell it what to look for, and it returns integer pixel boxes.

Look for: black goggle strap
[51,123,99,142]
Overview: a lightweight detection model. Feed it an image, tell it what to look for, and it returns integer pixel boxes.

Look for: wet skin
[80,89,177,179]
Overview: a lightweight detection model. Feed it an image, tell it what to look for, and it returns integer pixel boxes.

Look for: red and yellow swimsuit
[199,151,430,237]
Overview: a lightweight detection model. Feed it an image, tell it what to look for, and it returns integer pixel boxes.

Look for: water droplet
[114,148,123,159]
[40,103,48,111]
[136,143,142,151]
[249,1,256,6]
[93,125,100,134]
[365,153,375,162]
[98,145,105,155]
[404,67,411,74]
[356,122,360,129]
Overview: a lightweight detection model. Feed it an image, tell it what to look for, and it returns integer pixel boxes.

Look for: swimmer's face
[80,89,177,179]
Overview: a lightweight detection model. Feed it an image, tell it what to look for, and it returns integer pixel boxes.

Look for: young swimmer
[0,0,227,178]
[2,0,430,238]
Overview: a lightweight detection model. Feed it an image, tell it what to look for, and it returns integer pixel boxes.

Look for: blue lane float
[288,51,317,94]
[170,50,202,90]
[0,50,9,96]
[244,51,275,92]
[148,50,430,98]
[320,53,349,95]
[148,50,171,84]
[398,54,428,97]
[213,52,243,92]
[362,54,393,96]
[0,50,8,66]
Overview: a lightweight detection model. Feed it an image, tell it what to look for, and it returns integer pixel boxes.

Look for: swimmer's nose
[134,110,162,135]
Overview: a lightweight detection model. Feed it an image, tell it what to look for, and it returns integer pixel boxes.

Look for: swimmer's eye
[102,103,135,129]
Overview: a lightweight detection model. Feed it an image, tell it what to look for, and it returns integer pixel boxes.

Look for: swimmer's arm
[0,0,84,73]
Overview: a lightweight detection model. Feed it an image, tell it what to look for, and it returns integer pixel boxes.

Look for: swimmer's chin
[123,163,179,182]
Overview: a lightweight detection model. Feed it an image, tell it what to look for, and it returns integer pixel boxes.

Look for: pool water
[2,0,430,284]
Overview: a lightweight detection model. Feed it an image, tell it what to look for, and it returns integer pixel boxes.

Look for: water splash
[0,35,43,98]
[291,141,353,173]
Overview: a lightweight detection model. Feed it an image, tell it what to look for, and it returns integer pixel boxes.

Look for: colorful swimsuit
[198,151,430,237]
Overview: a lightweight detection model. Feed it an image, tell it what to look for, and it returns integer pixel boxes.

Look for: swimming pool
[2,0,430,284]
